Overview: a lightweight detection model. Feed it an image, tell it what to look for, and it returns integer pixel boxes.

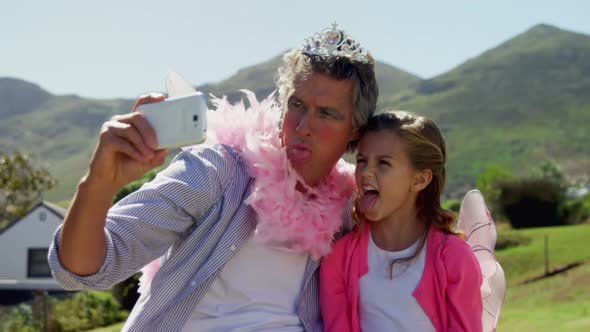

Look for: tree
[0,150,56,228]
[476,164,514,216]
[535,161,568,189]
[497,161,570,228]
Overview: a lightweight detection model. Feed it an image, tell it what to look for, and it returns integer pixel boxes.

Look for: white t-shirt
[181,236,308,332]
[359,232,436,332]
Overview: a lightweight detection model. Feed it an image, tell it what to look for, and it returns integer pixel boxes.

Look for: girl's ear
[412,169,433,192]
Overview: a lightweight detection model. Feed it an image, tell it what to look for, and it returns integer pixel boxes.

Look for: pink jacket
[320,224,483,332]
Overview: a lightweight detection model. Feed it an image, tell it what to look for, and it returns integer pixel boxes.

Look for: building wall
[0,206,62,282]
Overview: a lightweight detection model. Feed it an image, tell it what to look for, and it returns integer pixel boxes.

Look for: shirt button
[190,281,197,287]
[230,245,236,251]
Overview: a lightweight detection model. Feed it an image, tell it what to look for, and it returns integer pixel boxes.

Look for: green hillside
[386,24,590,194]
[0,78,51,119]
[0,83,133,200]
[1,23,589,202]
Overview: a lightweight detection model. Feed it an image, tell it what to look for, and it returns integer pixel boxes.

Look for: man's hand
[58,92,169,276]
[85,93,169,196]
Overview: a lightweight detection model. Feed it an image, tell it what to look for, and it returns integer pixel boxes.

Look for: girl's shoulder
[428,227,472,256]
[433,229,482,280]
[443,232,472,255]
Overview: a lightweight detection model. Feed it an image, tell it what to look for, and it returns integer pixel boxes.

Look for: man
[49,23,378,331]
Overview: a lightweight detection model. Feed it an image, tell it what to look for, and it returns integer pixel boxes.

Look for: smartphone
[137,93,207,149]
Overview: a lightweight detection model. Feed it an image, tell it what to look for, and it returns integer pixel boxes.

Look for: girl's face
[355,130,430,222]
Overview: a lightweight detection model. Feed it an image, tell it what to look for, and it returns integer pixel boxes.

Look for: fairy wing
[166,71,198,98]
[458,189,506,332]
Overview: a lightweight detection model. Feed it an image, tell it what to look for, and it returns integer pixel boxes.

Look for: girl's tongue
[359,192,379,214]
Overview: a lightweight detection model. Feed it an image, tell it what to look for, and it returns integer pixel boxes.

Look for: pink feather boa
[138,90,355,294]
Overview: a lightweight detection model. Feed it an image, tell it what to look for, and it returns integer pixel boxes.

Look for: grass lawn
[496,223,590,331]
[91,224,590,331]
[496,223,590,285]
[88,321,125,332]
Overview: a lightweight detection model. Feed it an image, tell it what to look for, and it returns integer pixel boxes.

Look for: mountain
[388,24,590,122]
[2,23,589,201]
[0,57,418,202]
[0,88,134,201]
[196,53,421,105]
[0,78,51,119]
[385,24,590,194]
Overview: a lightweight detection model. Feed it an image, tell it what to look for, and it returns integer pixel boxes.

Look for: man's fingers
[116,125,155,159]
[101,92,166,163]
[131,114,159,149]
[149,149,169,167]
[111,113,159,150]
[107,135,148,163]
[132,92,166,112]
[103,120,154,159]
[154,149,168,159]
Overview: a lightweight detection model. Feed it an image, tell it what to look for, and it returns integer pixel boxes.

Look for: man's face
[281,72,356,186]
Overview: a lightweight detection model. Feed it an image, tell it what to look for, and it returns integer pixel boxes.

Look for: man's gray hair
[276,48,379,150]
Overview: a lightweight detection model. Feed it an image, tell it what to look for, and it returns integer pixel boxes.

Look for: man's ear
[412,169,433,192]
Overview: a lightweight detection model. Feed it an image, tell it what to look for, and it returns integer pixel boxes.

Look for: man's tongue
[359,192,378,214]
[290,148,311,161]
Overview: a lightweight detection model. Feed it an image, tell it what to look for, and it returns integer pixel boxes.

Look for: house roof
[39,200,67,218]
[0,201,66,236]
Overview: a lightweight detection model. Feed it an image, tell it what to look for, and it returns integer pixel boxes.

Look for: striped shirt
[48,144,354,331]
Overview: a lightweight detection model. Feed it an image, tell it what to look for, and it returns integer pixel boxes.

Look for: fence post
[544,234,549,275]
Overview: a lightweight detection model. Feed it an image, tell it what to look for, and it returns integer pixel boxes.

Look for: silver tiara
[301,22,373,65]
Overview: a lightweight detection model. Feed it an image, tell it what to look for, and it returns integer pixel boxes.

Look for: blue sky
[1,0,588,99]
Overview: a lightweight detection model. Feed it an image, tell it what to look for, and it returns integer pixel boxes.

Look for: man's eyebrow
[318,106,344,119]
[377,155,393,160]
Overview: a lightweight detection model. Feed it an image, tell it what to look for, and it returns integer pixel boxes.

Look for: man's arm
[49,145,235,290]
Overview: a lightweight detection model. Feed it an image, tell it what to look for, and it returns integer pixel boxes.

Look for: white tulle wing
[458,189,506,332]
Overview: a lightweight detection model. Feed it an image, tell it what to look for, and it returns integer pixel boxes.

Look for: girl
[320,110,483,332]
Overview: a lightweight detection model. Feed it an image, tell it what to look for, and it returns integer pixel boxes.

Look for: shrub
[560,193,590,224]
[496,161,572,229]
[49,291,128,331]
[476,165,514,218]
[112,273,141,311]
[499,178,564,228]
[495,232,532,250]
[442,199,461,214]
[0,303,37,332]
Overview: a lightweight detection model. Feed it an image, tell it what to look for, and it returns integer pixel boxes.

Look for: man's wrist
[78,174,119,203]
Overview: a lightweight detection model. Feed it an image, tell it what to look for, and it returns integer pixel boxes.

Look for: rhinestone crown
[301,22,373,64]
